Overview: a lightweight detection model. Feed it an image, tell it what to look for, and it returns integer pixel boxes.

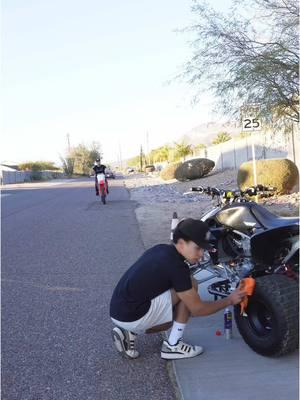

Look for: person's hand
[228,287,246,305]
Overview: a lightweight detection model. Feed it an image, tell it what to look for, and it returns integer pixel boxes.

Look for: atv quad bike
[182,185,299,357]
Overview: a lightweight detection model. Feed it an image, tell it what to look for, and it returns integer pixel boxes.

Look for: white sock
[168,321,186,345]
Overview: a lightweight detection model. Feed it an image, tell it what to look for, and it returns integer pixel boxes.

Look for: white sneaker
[161,339,204,360]
[112,327,139,359]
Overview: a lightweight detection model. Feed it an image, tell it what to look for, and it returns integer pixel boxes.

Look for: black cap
[175,218,211,250]
[96,158,100,162]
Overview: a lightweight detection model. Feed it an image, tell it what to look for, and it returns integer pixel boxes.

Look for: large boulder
[237,158,299,194]
[160,162,182,181]
[174,158,215,182]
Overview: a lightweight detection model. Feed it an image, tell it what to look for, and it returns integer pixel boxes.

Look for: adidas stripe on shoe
[112,327,139,359]
[161,339,204,360]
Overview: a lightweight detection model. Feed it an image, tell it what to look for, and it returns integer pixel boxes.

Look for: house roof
[0,164,18,172]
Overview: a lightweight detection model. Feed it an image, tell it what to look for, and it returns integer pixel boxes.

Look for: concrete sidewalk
[171,270,299,400]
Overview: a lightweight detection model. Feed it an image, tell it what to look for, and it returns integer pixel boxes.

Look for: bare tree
[179,0,299,123]
[60,156,75,177]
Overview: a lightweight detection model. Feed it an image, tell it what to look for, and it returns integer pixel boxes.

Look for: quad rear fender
[251,225,299,265]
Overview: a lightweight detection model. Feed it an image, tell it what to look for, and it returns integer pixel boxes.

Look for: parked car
[105,169,115,179]
[145,165,155,173]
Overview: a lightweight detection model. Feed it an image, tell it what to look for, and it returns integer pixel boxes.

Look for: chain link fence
[0,170,65,185]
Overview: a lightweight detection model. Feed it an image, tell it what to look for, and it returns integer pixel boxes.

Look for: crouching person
[109,218,245,360]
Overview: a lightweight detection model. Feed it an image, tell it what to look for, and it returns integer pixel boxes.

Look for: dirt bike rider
[92,158,109,195]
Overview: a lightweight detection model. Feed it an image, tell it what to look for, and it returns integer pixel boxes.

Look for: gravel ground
[123,170,299,249]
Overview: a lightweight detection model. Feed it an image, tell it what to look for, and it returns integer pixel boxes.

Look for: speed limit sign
[242,117,261,131]
[240,104,261,187]
[240,104,262,131]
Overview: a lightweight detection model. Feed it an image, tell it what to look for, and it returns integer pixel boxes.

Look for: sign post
[240,104,262,188]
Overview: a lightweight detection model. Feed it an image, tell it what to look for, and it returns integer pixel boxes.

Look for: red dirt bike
[97,173,107,204]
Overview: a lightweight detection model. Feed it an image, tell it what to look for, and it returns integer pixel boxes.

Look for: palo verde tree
[128,145,172,167]
[212,132,232,145]
[179,0,299,124]
[70,144,91,175]
[173,141,193,161]
[60,142,103,176]
[127,155,140,168]
[159,145,172,162]
[151,145,172,163]
[193,143,206,155]
[71,142,103,175]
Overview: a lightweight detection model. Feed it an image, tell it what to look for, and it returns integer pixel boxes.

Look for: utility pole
[140,145,144,172]
[118,141,123,170]
[146,131,150,165]
[66,133,71,153]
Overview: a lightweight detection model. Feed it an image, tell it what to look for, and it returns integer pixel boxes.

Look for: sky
[2,0,230,166]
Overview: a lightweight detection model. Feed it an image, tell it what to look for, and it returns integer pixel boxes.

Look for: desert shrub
[160,162,182,180]
[30,171,43,181]
[18,161,59,171]
[237,159,299,194]
[175,158,215,182]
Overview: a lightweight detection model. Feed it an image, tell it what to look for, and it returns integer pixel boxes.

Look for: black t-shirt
[93,164,106,174]
[110,244,192,322]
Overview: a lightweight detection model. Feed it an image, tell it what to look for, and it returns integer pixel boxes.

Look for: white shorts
[111,290,173,334]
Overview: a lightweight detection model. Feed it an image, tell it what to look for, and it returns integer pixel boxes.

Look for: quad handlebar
[189,184,275,204]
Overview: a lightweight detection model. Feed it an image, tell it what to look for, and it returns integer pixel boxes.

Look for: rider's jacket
[93,164,106,175]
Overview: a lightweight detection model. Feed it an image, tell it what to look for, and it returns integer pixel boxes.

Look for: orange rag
[238,277,256,315]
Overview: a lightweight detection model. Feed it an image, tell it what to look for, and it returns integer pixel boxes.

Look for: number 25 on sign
[242,117,261,131]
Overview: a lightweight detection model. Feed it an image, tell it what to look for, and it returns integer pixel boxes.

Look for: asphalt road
[1,178,176,400]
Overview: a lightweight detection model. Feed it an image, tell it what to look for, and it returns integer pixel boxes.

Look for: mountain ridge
[170,120,242,146]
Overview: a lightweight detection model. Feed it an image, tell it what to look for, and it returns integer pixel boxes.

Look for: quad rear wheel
[234,275,298,357]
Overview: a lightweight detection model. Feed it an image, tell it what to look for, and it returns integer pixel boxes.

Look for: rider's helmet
[96,158,101,163]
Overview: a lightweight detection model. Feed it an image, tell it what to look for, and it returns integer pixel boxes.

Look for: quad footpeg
[208,279,231,300]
